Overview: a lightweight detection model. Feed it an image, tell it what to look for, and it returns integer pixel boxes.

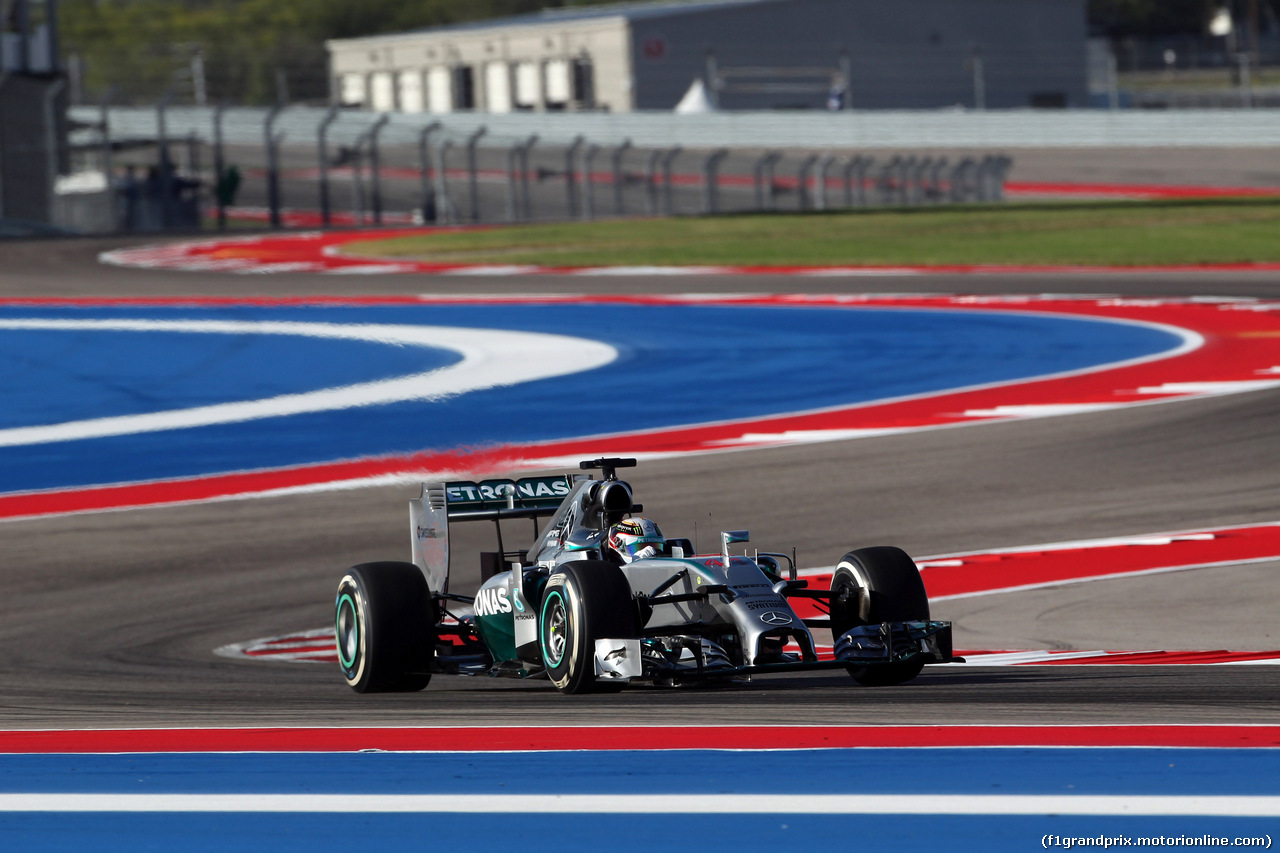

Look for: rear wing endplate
[410,475,578,594]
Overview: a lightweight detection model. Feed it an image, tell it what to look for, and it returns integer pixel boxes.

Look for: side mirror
[720,530,749,566]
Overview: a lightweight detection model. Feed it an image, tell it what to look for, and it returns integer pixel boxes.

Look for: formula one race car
[335,458,956,694]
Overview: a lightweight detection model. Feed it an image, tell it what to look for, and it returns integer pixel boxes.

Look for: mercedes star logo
[761,611,793,625]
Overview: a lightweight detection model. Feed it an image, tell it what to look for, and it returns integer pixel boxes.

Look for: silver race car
[335,458,957,694]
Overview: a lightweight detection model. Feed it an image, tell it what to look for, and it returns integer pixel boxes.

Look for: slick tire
[829,546,929,687]
[335,562,435,693]
[539,561,638,695]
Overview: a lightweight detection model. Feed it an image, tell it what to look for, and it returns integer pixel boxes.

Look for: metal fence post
[702,148,728,214]
[186,132,200,185]
[418,122,441,223]
[976,155,1010,202]
[435,139,456,224]
[972,158,985,203]
[98,87,115,213]
[612,139,632,216]
[877,156,902,206]
[927,157,948,203]
[814,154,835,211]
[766,153,782,211]
[660,146,682,216]
[466,126,486,223]
[797,154,819,211]
[645,148,663,215]
[43,79,65,227]
[506,140,522,223]
[350,130,369,224]
[991,155,1012,200]
[897,156,915,205]
[368,113,390,225]
[950,157,975,203]
[854,156,874,207]
[565,135,585,219]
[317,104,339,227]
[354,149,367,224]
[753,151,781,211]
[581,143,599,221]
[875,157,892,205]
[842,156,860,207]
[157,89,174,228]
[264,103,285,228]
[210,101,227,230]
[519,134,537,222]
[908,157,929,205]
[754,154,766,210]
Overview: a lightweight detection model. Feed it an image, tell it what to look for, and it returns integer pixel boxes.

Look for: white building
[327,0,1088,114]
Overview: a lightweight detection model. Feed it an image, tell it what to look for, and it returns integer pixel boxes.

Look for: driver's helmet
[607,517,666,563]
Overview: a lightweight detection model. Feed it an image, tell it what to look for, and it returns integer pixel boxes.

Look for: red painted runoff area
[793,521,1280,607]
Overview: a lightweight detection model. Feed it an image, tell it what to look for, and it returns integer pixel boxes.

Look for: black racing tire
[335,562,435,693]
[829,546,930,687]
[538,561,638,695]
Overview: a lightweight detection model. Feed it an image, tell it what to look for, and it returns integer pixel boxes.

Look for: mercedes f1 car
[335,458,957,694]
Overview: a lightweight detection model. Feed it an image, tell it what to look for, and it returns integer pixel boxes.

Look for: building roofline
[327,0,778,48]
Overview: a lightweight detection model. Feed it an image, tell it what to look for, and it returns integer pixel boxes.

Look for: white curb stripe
[0,793,1276,815]
[0,319,616,446]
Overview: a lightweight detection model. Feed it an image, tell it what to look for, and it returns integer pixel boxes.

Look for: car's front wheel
[829,546,930,686]
[539,561,638,695]
[335,561,435,693]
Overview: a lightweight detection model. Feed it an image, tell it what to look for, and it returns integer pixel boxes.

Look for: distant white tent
[674,78,716,114]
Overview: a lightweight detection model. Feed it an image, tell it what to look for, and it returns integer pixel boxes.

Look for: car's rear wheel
[539,561,638,695]
[336,561,435,693]
[829,546,929,686]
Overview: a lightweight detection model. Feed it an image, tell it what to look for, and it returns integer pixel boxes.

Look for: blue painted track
[0,303,1183,494]
[2,748,1276,851]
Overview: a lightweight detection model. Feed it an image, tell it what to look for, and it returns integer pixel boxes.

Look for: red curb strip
[0,725,1276,753]
[902,521,1280,602]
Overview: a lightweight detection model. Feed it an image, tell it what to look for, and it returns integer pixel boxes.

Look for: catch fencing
[62,105,1035,233]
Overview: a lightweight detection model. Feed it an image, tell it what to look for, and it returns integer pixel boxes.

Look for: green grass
[337,198,1280,268]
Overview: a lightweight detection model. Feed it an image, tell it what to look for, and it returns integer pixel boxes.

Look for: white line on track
[1,793,1276,815]
[0,319,617,446]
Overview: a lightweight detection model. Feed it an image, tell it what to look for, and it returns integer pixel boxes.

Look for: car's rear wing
[410,475,578,594]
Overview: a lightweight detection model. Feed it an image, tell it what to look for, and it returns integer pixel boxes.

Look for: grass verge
[337,198,1280,268]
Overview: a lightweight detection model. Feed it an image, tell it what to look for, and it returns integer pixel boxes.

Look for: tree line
[61,0,616,104]
[1089,0,1277,37]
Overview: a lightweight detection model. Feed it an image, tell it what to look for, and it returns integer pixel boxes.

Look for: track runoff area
[4,282,1280,847]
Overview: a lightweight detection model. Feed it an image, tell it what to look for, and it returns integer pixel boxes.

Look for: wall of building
[327,16,634,115]
[628,0,1087,111]
[328,0,1086,115]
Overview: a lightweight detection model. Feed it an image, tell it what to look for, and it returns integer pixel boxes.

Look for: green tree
[61,0,618,104]
[1088,0,1280,37]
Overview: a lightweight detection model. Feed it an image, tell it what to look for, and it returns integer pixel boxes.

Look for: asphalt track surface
[1,236,1279,730]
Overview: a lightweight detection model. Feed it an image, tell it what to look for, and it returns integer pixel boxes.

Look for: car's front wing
[592,620,960,684]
